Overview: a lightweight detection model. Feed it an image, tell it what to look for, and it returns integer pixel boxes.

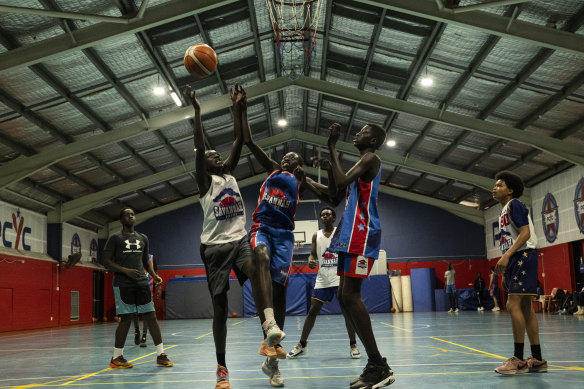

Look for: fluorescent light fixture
[153,86,165,95]
[420,77,433,87]
[386,139,397,147]
[277,119,287,127]
[170,92,182,106]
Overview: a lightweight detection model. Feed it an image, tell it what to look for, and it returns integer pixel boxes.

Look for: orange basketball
[184,43,218,78]
[232,312,237,318]
[390,307,396,313]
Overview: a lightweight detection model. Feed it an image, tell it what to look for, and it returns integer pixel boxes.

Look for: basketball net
[265,0,324,81]
[294,240,304,251]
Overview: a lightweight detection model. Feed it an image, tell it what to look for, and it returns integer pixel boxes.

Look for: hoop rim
[267,0,319,5]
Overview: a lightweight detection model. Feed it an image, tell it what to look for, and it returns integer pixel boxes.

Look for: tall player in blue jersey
[301,123,394,388]
[492,170,547,375]
[240,100,304,388]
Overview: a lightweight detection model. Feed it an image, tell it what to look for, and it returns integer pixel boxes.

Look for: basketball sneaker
[350,358,394,388]
[494,356,528,375]
[262,357,284,387]
[215,364,231,388]
[134,329,140,345]
[454,308,459,313]
[448,308,453,312]
[287,343,306,359]
[350,344,362,359]
[492,307,501,311]
[274,344,287,359]
[110,356,133,369]
[526,356,548,373]
[258,338,277,358]
[140,334,147,348]
[156,353,173,367]
[262,320,285,347]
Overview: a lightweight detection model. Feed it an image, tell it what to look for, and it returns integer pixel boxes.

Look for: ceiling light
[153,86,165,95]
[170,91,182,106]
[420,77,433,87]
[277,119,287,127]
[386,139,397,147]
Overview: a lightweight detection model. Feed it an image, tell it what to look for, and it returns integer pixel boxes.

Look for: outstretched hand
[328,123,341,147]
[230,83,247,109]
[312,158,332,171]
[185,85,200,111]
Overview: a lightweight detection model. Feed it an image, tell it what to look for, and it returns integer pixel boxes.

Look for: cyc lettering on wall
[0,210,32,250]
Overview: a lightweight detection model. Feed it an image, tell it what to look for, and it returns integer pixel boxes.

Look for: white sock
[263,308,275,325]
[113,347,124,359]
[156,343,164,356]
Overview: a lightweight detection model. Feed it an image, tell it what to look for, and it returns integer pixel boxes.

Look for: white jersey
[200,174,247,245]
[499,198,537,254]
[314,228,339,289]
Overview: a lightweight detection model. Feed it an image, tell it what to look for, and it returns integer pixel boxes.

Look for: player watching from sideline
[299,122,394,388]
[186,84,265,389]
[239,90,304,388]
[287,206,361,359]
[493,170,547,375]
[102,208,173,369]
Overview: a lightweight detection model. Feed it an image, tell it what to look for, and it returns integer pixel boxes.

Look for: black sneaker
[134,330,140,345]
[350,358,394,388]
[140,334,147,347]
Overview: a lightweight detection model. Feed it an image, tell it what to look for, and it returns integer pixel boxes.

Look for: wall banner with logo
[62,223,99,265]
[0,200,46,253]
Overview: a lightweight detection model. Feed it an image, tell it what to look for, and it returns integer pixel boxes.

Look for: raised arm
[241,99,279,173]
[223,84,244,173]
[185,85,211,196]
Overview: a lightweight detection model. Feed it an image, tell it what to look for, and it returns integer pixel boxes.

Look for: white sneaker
[492,307,500,311]
[262,320,285,347]
[350,344,361,359]
[454,308,459,313]
[262,357,284,387]
[477,307,481,311]
[287,343,306,359]
[448,308,453,313]
[574,307,584,315]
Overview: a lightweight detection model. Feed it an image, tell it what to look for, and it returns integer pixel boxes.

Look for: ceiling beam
[355,0,584,55]
[2,75,582,191]
[0,0,238,74]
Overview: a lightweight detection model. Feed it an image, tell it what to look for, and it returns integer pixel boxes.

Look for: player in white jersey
[187,84,265,389]
[492,170,547,375]
[287,207,360,359]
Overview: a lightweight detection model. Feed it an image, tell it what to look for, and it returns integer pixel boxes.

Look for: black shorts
[114,285,154,315]
[200,236,252,296]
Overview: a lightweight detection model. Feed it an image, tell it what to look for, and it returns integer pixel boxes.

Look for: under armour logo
[124,239,141,250]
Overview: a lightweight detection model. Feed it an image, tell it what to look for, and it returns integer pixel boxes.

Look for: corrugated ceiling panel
[47,178,90,197]
[55,154,97,173]
[108,158,149,180]
[517,0,581,27]
[427,122,464,139]
[158,35,201,64]
[535,99,584,132]
[29,168,60,184]
[432,25,490,67]
[139,147,176,171]
[463,132,500,149]
[363,78,400,98]
[442,147,482,169]
[378,27,425,56]
[90,142,130,163]
[77,168,118,188]
[160,121,192,141]
[37,103,94,136]
[42,51,106,92]
[409,65,462,105]
[528,51,584,89]
[406,95,440,109]
[0,116,54,149]
[354,107,387,126]
[479,37,542,79]
[93,34,153,77]
[208,17,252,45]
[411,138,449,160]
[79,87,137,125]
[451,76,507,112]
[63,0,122,29]
[492,88,550,121]
[0,4,62,46]
[331,15,376,42]
[123,74,179,112]
[124,131,160,150]
[328,41,368,62]
[0,66,60,105]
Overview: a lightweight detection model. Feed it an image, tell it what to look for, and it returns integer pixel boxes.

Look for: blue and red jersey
[252,170,300,230]
[329,168,382,259]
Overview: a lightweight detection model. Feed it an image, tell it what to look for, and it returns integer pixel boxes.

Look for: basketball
[232,312,237,318]
[390,307,396,313]
[184,43,218,78]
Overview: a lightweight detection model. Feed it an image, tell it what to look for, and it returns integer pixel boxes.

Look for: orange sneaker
[495,356,528,375]
[110,356,133,369]
[156,353,173,367]
[274,345,287,360]
[215,364,231,388]
[258,338,277,358]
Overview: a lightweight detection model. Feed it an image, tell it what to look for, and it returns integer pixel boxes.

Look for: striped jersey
[498,198,537,254]
[329,168,382,258]
[252,170,300,230]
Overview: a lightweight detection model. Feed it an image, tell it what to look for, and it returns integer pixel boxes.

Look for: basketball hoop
[265,0,324,81]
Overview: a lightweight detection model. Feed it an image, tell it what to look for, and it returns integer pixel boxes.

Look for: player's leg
[110,286,136,368]
[140,317,148,347]
[115,314,133,349]
[132,313,140,345]
[300,298,323,343]
[138,282,172,367]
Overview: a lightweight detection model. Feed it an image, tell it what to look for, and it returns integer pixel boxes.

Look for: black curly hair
[495,170,525,198]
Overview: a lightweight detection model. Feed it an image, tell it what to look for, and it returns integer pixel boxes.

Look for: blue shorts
[506,249,538,296]
[250,223,294,286]
[312,286,338,303]
[113,285,155,316]
[446,284,456,294]
[337,252,374,279]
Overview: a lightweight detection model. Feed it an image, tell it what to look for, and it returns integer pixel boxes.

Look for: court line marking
[56,344,178,386]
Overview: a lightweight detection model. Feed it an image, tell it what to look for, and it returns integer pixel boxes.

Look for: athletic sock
[217,352,226,367]
[368,352,384,366]
[514,343,524,360]
[113,347,124,359]
[530,344,542,361]
[155,343,164,356]
[263,308,275,325]
[299,340,307,348]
